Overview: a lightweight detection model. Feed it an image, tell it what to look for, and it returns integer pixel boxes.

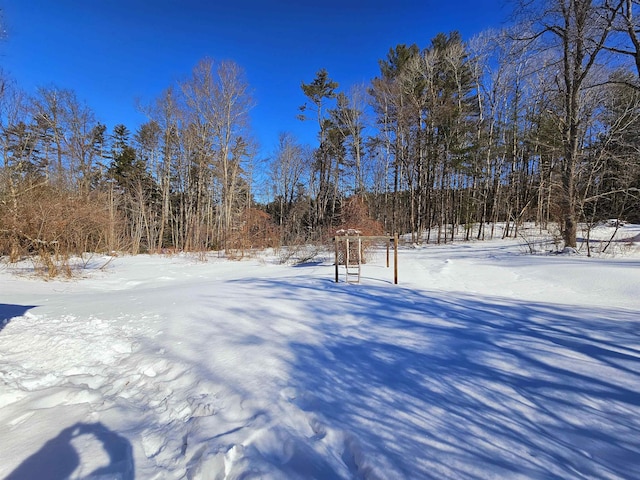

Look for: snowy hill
[1,229,639,479]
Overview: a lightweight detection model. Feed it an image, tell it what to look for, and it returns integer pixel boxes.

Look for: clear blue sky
[1,0,508,157]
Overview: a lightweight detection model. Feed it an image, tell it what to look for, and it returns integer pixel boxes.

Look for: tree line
[1,0,639,269]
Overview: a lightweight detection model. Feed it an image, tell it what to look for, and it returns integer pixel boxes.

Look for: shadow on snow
[226,277,640,479]
[0,303,37,333]
[5,422,134,480]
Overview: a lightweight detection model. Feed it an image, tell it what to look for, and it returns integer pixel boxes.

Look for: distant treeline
[1,1,639,264]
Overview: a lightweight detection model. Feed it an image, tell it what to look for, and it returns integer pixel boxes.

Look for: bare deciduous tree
[519,0,623,247]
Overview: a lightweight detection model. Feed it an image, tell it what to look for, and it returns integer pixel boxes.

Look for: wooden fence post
[394,233,398,284]
[386,238,390,268]
[334,237,339,283]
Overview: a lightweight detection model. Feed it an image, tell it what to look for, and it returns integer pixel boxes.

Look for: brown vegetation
[0,180,120,276]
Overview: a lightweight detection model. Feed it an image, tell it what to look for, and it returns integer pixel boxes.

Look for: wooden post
[386,238,390,268]
[345,237,350,283]
[358,237,362,283]
[334,237,339,283]
[394,233,398,284]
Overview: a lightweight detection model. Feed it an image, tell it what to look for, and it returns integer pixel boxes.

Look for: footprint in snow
[187,395,216,418]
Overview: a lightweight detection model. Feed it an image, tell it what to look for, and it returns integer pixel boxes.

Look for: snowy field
[1,225,639,479]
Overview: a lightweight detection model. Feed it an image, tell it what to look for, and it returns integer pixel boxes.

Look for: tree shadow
[0,304,37,333]
[6,422,134,480]
[225,277,640,479]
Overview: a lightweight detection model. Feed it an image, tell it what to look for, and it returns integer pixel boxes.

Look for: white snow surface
[1,226,640,479]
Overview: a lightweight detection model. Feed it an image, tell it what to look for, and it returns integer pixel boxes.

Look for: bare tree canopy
[2,2,639,266]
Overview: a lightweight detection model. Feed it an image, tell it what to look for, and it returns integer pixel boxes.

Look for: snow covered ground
[1,225,639,479]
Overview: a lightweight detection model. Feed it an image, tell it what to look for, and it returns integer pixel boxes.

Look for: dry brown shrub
[224,207,280,259]
[333,196,387,265]
[0,182,123,276]
[337,196,385,237]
